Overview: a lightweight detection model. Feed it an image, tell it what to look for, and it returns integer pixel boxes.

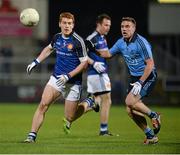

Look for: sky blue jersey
[86,31,109,75]
[50,32,87,84]
[110,33,156,76]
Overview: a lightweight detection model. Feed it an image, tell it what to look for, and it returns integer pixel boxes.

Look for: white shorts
[47,76,82,101]
[87,73,111,94]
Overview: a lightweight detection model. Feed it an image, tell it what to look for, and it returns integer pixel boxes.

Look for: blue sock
[148,111,157,119]
[28,132,37,140]
[144,127,154,139]
[84,97,94,107]
[100,123,108,132]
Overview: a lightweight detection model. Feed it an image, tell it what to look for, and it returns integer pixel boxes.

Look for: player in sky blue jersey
[84,14,113,136]
[24,12,94,142]
[97,17,161,144]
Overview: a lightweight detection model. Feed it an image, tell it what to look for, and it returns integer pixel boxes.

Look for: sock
[100,123,108,132]
[148,111,157,119]
[66,120,71,129]
[28,132,37,140]
[84,97,94,107]
[144,127,154,139]
[63,118,71,129]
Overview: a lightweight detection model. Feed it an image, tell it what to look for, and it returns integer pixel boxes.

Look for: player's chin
[122,34,129,39]
[64,31,72,36]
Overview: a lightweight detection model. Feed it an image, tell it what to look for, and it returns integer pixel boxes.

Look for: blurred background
[0,0,180,105]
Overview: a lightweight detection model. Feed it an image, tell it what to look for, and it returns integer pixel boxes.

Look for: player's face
[121,21,136,40]
[97,18,111,35]
[59,17,74,36]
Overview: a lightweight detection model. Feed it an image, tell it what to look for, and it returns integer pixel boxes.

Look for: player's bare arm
[139,58,154,82]
[36,45,54,62]
[26,45,54,74]
[97,50,112,58]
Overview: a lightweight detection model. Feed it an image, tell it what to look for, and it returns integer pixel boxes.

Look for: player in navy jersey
[23,12,95,142]
[96,17,161,144]
[83,14,113,136]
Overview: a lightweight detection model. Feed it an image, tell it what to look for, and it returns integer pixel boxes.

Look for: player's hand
[93,61,106,74]
[56,74,71,87]
[26,59,39,75]
[130,80,143,95]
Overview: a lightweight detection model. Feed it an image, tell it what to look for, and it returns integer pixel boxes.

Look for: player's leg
[24,84,61,142]
[83,94,100,113]
[87,74,112,136]
[72,94,99,122]
[99,92,112,136]
[127,72,161,135]
[63,99,79,134]
[125,93,159,144]
[130,98,161,134]
[62,84,82,134]
[126,106,158,144]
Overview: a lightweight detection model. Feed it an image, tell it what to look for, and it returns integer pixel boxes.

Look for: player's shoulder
[136,34,152,50]
[115,37,124,45]
[136,33,149,44]
[86,31,98,41]
[52,32,62,40]
[53,32,62,38]
[72,32,86,47]
[72,32,84,42]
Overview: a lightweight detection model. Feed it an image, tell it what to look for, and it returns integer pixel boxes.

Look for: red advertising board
[0,13,33,36]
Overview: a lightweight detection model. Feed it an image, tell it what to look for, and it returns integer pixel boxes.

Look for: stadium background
[0,0,180,105]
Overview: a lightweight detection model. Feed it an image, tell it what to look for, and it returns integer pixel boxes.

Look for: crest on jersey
[67,43,73,50]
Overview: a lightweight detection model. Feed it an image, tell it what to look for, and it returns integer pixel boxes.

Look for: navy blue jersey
[50,32,87,84]
[86,31,109,75]
[110,33,156,76]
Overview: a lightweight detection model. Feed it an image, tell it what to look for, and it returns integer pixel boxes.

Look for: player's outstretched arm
[98,50,112,58]
[26,45,53,75]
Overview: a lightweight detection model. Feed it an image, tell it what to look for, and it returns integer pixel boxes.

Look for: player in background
[83,14,113,136]
[24,12,98,142]
[96,17,161,144]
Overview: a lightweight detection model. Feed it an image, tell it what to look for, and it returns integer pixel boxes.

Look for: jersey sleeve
[95,37,109,51]
[137,37,153,60]
[109,40,121,55]
[49,34,58,49]
[76,38,88,62]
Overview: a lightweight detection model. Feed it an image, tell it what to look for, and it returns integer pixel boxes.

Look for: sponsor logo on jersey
[67,43,73,50]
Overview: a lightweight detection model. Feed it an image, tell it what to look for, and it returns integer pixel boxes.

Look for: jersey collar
[124,32,137,44]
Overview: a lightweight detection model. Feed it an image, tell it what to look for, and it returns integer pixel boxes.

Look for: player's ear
[72,23,75,29]
[59,22,61,29]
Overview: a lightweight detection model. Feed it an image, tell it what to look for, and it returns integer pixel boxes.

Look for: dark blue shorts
[127,70,157,98]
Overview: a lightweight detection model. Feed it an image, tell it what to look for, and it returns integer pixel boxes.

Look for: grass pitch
[0,103,180,154]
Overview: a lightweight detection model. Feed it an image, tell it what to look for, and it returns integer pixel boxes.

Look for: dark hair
[96,13,111,24]
[59,12,75,23]
[121,17,136,26]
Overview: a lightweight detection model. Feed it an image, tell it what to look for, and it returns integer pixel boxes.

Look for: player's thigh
[100,92,112,106]
[41,84,61,105]
[125,92,141,106]
[65,84,82,101]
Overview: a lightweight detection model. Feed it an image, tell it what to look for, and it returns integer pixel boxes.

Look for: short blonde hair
[59,12,75,23]
[121,17,136,26]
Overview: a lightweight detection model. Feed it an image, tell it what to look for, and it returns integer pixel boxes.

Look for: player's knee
[125,96,134,108]
[126,106,133,118]
[39,100,49,113]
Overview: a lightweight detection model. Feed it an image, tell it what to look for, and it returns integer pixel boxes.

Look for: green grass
[0,103,180,154]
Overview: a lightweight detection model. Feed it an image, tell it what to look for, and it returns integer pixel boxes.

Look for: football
[20,8,39,27]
